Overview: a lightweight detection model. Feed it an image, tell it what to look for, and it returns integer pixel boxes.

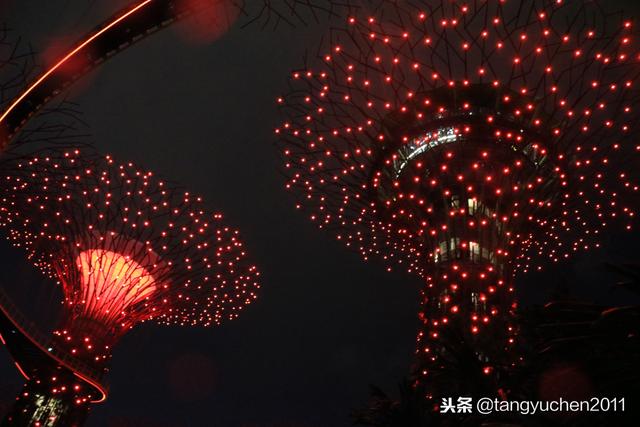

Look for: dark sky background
[1,1,640,426]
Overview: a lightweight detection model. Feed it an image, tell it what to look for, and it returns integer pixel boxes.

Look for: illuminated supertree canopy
[0,147,260,423]
[276,0,640,399]
[0,2,282,424]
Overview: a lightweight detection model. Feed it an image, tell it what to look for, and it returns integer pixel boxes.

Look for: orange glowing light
[73,372,107,403]
[75,248,158,321]
[14,361,30,380]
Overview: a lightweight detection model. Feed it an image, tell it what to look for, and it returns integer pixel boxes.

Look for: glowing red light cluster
[0,148,260,368]
[276,0,640,394]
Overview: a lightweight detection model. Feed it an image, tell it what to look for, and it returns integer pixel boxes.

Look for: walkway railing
[0,286,107,394]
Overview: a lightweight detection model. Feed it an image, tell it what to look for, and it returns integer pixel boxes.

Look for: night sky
[2,1,640,426]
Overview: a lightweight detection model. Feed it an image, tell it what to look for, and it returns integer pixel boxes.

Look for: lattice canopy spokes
[0,148,261,338]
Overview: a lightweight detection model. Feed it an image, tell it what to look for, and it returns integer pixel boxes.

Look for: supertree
[0,147,260,426]
[276,0,640,405]
[0,1,305,424]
